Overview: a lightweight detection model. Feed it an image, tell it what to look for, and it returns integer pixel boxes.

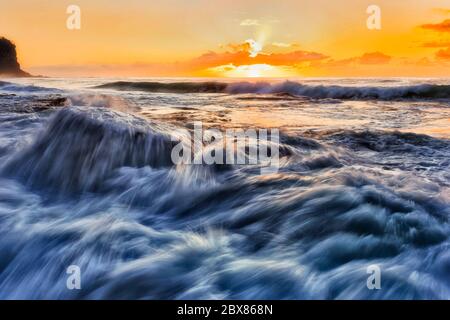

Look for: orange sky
[1,0,450,77]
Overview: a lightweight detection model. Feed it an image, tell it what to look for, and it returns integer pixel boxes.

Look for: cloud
[240,19,260,26]
[223,39,262,57]
[358,52,392,64]
[245,39,263,57]
[436,47,450,60]
[421,41,450,48]
[271,42,297,48]
[403,57,435,67]
[223,42,251,52]
[184,47,327,72]
[420,19,450,32]
[255,50,328,65]
[239,18,280,26]
[206,63,236,73]
[193,47,386,71]
[220,40,325,63]
[321,52,392,67]
[418,20,450,60]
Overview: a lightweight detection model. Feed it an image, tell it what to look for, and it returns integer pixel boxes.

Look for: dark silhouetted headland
[0,37,31,77]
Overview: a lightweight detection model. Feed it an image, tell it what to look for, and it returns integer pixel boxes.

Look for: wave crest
[3,107,177,193]
[96,80,450,100]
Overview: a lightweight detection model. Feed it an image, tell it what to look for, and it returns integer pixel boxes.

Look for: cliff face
[0,37,31,77]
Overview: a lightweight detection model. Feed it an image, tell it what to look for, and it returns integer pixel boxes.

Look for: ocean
[0,77,449,299]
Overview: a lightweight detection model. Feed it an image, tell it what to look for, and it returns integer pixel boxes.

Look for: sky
[1,0,450,77]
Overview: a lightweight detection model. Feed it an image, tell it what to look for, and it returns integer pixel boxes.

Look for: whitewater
[0,77,449,299]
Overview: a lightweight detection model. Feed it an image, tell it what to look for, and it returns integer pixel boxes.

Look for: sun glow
[208,63,296,78]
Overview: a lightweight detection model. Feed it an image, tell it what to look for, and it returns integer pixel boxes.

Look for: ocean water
[0,77,449,299]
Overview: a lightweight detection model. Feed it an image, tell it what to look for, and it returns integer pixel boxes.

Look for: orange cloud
[222,40,262,57]
[252,50,328,65]
[184,45,327,71]
[224,42,252,53]
[436,47,450,60]
[421,41,450,48]
[358,52,392,64]
[319,52,391,67]
[421,19,450,32]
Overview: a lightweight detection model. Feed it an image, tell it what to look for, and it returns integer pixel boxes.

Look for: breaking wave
[3,107,176,193]
[0,80,61,94]
[96,80,450,100]
[96,81,228,94]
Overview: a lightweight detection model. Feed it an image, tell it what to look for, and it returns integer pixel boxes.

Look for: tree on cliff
[0,37,31,77]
